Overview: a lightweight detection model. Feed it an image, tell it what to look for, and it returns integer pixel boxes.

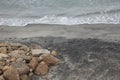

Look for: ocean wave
[0,13,120,26]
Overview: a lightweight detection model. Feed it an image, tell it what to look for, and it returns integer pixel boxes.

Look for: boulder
[0,47,7,54]
[3,67,20,80]
[34,61,48,76]
[11,61,29,75]
[20,75,29,80]
[28,57,39,70]
[31,49,50,56]
[43,54,61,66]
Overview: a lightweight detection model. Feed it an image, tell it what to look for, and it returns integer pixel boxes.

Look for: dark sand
[0,24,120,80]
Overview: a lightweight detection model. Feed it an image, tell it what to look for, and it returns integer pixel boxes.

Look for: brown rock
[3,67,20,80]
[0,42,8,47]
[28,57,39,70]
[34,61,48,76]
[9,50,23,58]
[20,75,29,80]
[19,45,30,54]
[43,54,61,66]
[10,50,25,55]
[9,42,21,50]
[11,61,29,75]
[51,50,58,56]
[0,53,8,60]
[0,47,7,54]
[10,57,16,62]
[0,75,5,80]
[2,66,10,72]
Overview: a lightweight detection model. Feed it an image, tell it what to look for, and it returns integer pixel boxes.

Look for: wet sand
[0,24,120,41]
[0,24,120,80]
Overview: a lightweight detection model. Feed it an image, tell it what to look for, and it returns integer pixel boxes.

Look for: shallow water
[0,0,120,26]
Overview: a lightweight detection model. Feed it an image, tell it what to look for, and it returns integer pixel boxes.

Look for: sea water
[0,0,120,26]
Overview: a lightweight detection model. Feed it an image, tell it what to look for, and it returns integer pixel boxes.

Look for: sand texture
[0,24,120,80]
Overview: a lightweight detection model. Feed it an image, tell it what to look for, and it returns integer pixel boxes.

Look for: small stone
[31,49,50,56]
[3,67,20,80]
[0,75,5,80]
[28,57,39,70]
[0,47,7,54]
[30,69,33,72]
[38,56,43,61]
[28,72,33,79]
[43,54,61,66]
[2,66,10,72]
[10,58,16,62]
[19,45,29,52]
[11,61,30,75]
[0,53,8,60]
[16,58,23,62]
[34,61,48,76]
[0,42,8,47]
[20,75,29,80]
[51,50,58,56]
[10,50,25,55]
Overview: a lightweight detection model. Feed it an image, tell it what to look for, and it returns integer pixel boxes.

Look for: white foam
[0,13,120,26]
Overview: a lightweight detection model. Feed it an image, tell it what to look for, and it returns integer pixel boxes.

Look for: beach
[0,24,120,80]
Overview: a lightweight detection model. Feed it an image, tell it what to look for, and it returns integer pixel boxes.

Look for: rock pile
[0,42,61,80]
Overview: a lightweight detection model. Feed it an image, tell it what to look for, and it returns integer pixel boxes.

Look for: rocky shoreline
[0,42,61,80]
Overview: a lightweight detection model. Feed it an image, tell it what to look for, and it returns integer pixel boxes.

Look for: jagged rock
[28,57,39,70]
[31,49,50,56]
[34,61,48,76]
[51,50,58,56]
[20,75,29,80]
[0,53,9,60]
[11,61,30,75]
[43,54,61,66]
[3,67,20,80]
[0,75,5,80]
[0,47,7,54]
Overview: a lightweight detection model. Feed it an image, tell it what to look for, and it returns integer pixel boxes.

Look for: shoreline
[0,24,120,42]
